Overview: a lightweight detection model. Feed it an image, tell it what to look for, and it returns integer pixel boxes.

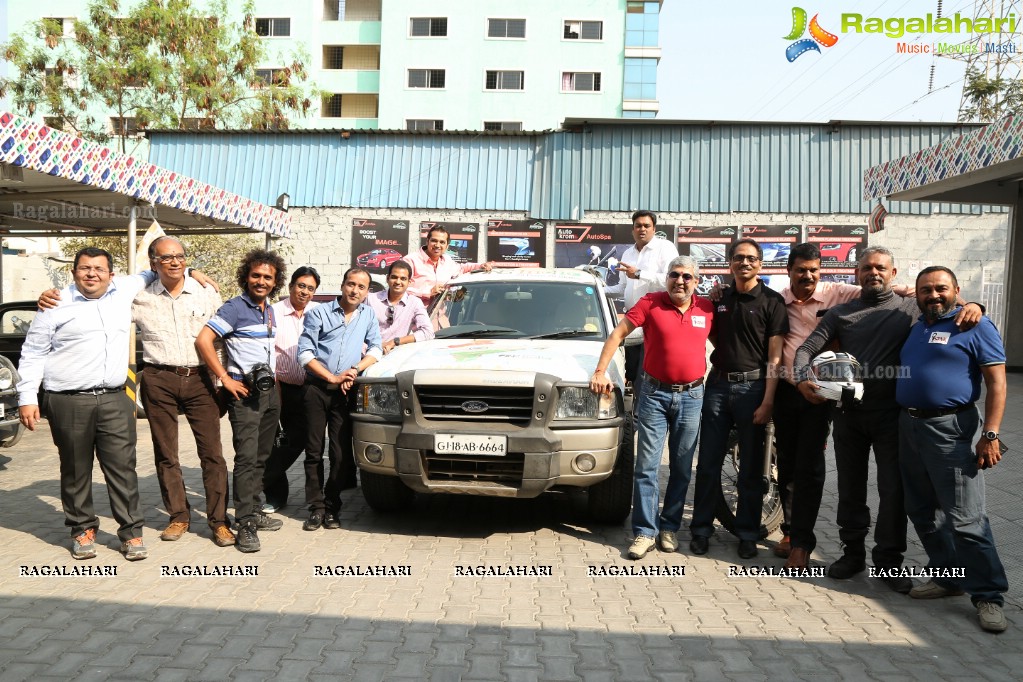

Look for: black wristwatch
[394,337,401,346]
[984,430,998,441]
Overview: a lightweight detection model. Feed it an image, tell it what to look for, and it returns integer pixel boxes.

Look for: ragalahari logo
[784,7,839,62]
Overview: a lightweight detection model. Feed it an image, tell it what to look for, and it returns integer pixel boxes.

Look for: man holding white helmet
[794,247,982,592]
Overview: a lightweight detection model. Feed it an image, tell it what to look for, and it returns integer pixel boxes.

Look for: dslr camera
[244,362,275,393]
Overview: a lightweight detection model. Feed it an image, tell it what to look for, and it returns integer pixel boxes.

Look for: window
[407,69,445,89]
[323,46,344,69]
[255,68,288,85]
[564,20,602,40]
[487,18,525,38]
[323,1,341,21]
[410,17,447,37]
[407,119,443,131]
[40,17,74,40]
[322,94,343,118]
[255,17,290,37]
[485,70,524,91]
[625,1,659,47]
[562,72,601,92]
[483,121,523,132]
[111,117,139,136]
[624,57,657,100]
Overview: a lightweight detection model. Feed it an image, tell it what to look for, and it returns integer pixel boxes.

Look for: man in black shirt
[690,238,789,559]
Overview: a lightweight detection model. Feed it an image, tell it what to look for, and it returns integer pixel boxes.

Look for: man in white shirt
[603,210,679,388]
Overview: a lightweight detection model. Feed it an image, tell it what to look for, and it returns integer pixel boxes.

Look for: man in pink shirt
[404,226,492,306]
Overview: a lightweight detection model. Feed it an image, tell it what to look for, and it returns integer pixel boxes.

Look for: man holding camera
[297,267,382,531]
[196,249,287,553]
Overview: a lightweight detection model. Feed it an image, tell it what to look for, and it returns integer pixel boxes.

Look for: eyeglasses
[730,254,761,263]
[75,266,109,275]
[154,254,186,264]
[386,305,395,324]
[667,272,696,282]
[293,283,316,292]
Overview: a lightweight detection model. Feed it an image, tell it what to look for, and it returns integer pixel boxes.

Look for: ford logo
[461,400,489,413]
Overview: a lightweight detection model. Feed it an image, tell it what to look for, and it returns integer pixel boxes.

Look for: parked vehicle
[820,242,858,262]
[356,248,403,269]
[0,301,35,448]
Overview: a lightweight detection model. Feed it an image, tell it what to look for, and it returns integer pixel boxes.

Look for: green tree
[959,67,1023,123]
[0,0,314,152]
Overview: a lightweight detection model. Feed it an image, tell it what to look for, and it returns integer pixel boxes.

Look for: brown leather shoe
[773,535,791,558]
[784,547,809,570]
[212,525,236,547]
[160,521,189,542]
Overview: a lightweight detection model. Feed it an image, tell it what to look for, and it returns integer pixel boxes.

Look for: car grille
[416,386,534,426]
[423,451,525,484]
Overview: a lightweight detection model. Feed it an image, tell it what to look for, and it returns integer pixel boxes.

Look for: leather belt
[147,364,204,377]
[906,403,974,419]
[714,368,763,382]
[642,373,703,392]
[47,386,123,396]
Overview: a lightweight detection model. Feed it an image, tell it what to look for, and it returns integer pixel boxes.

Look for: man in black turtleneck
[794,246,982,593]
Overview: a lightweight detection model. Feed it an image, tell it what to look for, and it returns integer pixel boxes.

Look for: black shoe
[880,573,913,594]
[339,477,358,491]
[236,523,260,553]
[254,512,283,531]
[303,512,323,531]
[689,536,709,555]
[738,540,758,559]
[828,553,867,579]
[322,513,341,530]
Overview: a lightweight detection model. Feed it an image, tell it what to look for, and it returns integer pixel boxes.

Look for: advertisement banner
[419,221,480,265]
[739,224,802,292]
[485,219,546,268]
[676,225,736,296]
[806,224,868,284]
[351,218,410,274]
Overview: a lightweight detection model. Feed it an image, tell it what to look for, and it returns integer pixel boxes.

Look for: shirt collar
[153,276,202,297]
[240,292,269,311]
[377,289,409,306]
[918,305,962,323]
[69,279,119,302]
[782,283,826,305]
[277,297,303,317]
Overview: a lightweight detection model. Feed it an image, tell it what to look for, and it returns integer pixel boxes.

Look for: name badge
[928,331,950,345]
[691,316,706,328]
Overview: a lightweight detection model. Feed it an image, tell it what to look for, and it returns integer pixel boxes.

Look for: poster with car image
[805,224,867,275]
[739,225,802,277]
[554,223,633,295]
[419,221,480,265]
[351,218,410,274]
[676,225,736,297]
[486,219,546,268]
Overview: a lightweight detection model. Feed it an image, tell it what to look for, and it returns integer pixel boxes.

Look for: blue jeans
[631,378,704,538]
[690,375,766,541]
[899,407,1008,606]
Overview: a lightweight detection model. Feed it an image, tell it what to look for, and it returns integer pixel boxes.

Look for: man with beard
[794,247,982,592]
[196,250,287,553]
[591,256,714,559]
[297,267,382,531]
[261,266,321,513]
[604,210,679,389]
[404,226,492,306]
[690,238,787,559]
[368,260,434,353]
[897,266,1008,632]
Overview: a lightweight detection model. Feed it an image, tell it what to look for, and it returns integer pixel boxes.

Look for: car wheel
[361,470,414,513]
[587,413,634,523]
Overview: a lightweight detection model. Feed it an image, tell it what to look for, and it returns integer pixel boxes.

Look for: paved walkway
[1,376,1022,680]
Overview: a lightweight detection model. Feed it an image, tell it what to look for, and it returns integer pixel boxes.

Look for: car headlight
[355,383,400,417]
[555,386,618,420]
[0,367,12,390]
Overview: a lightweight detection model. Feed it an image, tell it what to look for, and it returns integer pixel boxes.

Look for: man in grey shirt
[794,246,981,592]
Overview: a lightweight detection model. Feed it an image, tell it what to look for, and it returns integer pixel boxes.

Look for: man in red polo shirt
[591,255,714,559]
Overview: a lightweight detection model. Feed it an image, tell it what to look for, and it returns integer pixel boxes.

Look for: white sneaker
[657,530,678,553]
[627,536,656,560]
[260,502,277,514]
[977,601,1008,633]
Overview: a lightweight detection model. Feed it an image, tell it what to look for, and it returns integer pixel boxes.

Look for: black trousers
[773,381,831,552]
[831,407,907,568]
[261,382,307,507]
[225,388,280,524]
[45,390,143,542]
[303,382,357,514]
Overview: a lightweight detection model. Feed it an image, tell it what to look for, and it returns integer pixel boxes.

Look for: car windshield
[431,281,608,340]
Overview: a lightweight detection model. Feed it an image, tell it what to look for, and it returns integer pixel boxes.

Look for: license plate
[434,434,507,456]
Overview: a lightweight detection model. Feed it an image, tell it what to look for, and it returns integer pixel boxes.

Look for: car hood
[363,338,624,386]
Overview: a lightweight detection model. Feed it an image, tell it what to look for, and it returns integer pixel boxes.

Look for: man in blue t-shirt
[896,266,1009,633]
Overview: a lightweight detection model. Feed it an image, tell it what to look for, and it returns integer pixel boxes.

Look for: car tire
[0,355,24,448]
[361,470,414,513]
[587,413,634,524]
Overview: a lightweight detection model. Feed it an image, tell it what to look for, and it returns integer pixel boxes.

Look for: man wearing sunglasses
[591,257,714,559]
[368,260,434,353]
[690,238,788,560]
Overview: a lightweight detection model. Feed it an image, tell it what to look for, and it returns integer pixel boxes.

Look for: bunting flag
[868,201,888,234]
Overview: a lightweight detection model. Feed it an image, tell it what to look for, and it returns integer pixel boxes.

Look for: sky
[655,0,1002,123]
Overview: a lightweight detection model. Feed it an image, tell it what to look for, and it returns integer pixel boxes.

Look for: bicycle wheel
[713,428,783,539]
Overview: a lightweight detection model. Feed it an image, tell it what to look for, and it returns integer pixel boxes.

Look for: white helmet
[809,352,864,406]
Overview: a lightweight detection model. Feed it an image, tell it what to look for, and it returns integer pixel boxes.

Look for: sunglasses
[667,272,696,282]
[386,305,395,324]
[731,254,761,263]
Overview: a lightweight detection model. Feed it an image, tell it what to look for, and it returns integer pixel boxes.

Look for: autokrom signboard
[806,224,868,284]
[485,219,546,268]
[676,225,736,296]
[351,218,410,274]
[419,221,481,265]
[739,224,802,292]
